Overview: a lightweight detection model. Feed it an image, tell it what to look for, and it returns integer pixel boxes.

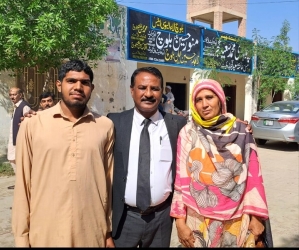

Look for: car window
[263,104,281,112]
[263,103,299,113]
[293,105,299,112]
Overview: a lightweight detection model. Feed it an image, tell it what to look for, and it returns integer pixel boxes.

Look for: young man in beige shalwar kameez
[12,60,115,247]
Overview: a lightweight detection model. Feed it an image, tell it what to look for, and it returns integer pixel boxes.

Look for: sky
[116,0,299,53]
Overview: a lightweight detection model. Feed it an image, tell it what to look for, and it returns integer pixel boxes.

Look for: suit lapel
[164,113,179,183]
[163,113,177,156]
[121,109,134,175]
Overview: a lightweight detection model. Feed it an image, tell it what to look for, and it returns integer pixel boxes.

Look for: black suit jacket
[107,108,187,238]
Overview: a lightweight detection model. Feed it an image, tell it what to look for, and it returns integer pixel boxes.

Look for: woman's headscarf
[190,79,235,132]
[191,79,227,114]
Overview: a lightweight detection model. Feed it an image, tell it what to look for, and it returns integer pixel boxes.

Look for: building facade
[0,2,296,156]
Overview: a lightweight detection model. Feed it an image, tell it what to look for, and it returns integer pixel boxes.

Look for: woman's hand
[248,215,265,240]
[175,218,195,248]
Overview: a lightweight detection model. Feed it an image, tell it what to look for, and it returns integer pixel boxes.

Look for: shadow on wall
[0,81,12,156]
[0,81,12,113]
[0,122,9,156]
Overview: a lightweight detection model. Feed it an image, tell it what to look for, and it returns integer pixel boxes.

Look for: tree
[243,20,299,109]
[0,0,119,74]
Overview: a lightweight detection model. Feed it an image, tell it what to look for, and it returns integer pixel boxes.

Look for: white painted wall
[0,106,10,157]
[0,74,16,157]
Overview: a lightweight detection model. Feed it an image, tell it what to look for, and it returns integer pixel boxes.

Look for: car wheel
[255,138,267,145]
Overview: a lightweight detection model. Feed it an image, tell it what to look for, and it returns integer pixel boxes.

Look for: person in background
[38,92,55,111]
[170,79,272,247]
[163,85,175,113]
[7,87,30,189]
[107,67,187,247]
[12,59,115,247]
[158,93,168,112]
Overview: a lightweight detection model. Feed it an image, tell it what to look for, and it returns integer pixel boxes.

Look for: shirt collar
[133,108,160,126]
[51,101,95,121]
[14,99,23,108]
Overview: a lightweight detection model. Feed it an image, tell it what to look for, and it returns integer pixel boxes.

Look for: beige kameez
[12,102,114,247]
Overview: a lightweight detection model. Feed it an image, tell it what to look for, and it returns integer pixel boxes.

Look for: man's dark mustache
[141,98,156,103]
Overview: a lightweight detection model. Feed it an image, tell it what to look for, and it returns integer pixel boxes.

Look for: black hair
[11,87,24,95]
[17,88,23,95]
[39,92,55,102]
[58,59,93,83]
[130,67,163,89]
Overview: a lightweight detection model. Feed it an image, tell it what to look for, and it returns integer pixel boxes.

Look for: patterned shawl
[170,114,269,221]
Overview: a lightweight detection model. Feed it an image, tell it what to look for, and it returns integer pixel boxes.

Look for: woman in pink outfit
[170,79,272,247]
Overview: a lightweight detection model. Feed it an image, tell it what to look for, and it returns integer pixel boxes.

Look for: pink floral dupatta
[170,114,269,221]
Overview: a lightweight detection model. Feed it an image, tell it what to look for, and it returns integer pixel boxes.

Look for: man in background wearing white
[164,85,175,113]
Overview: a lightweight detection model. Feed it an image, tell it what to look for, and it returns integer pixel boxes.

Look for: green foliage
[0,157,14,177]
[241,20,298,108]
[0,0,119,73]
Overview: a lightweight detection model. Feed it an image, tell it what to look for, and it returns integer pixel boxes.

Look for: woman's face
[195,89,221,120]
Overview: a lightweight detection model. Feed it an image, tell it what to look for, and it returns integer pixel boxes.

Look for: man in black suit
[107,67,187,247]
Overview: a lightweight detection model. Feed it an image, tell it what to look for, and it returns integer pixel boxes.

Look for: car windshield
[263,103,299,113]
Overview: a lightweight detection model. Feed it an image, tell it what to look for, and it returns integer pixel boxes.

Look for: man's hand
[19,109,37,126]
[24,109,37,118]
[236,118,252,134]
[248,215,265,240]
[105,232,115,248]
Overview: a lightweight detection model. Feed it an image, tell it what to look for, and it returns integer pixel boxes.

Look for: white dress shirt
[124,109,173,207]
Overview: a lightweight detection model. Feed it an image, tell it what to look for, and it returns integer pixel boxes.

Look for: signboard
[203,29,253,74]
[128,8,202,68]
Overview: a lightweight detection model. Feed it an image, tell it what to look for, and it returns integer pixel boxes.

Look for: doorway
[16,66,60,111]
[223,85,236,115]
[165,83,186,111]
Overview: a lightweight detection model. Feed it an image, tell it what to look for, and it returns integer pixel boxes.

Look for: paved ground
[0,141,298,247]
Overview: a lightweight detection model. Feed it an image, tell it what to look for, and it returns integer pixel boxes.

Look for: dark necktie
[136,118,151,211]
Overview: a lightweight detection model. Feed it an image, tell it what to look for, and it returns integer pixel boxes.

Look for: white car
[250,101,299,145]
